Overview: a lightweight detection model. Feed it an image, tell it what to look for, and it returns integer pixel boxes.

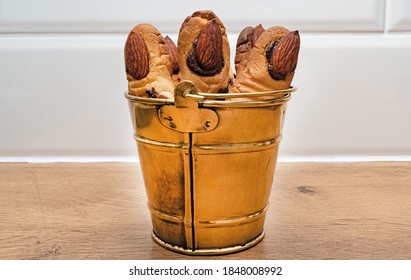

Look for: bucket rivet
[202,120,211,128]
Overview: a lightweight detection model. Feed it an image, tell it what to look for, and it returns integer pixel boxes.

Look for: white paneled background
[1,0,411,162]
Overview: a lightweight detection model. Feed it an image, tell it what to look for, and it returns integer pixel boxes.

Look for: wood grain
[0,162,410,260]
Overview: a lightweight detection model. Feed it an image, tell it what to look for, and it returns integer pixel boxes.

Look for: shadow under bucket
[125,81,296,255]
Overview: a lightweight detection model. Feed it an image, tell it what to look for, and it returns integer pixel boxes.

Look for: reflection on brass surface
[126,81,294,255]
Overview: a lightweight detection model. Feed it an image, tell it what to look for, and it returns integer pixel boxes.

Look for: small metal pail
[125,81,296,255]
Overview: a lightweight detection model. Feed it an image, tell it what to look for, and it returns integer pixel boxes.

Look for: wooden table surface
[0,162,410,260]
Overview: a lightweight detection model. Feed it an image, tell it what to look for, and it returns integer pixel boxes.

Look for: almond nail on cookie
[124,23,175,99]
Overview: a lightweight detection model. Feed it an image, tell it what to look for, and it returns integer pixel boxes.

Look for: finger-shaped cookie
[124,23,175,99]
[231,27,300,94]
[177,10,232,93]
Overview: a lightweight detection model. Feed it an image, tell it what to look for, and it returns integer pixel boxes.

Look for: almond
[236,24,264,49]
[269,30,300,77]
[195,19,223,71]
[164,36,180,74]
[124,31,149,80]
[252,24,265,47]
[236,26,254,48]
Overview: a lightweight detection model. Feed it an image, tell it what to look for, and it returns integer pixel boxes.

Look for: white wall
[1,0,410,161]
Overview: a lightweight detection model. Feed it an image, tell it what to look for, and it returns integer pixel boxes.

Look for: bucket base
[151,230,265,256]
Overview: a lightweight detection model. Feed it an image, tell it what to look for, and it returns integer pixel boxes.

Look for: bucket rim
[124,86,296,108]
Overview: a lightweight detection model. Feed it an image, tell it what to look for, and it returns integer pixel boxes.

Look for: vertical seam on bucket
[188,132,196,251]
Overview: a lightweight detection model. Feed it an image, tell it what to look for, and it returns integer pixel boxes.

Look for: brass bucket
[125,81,296,255]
